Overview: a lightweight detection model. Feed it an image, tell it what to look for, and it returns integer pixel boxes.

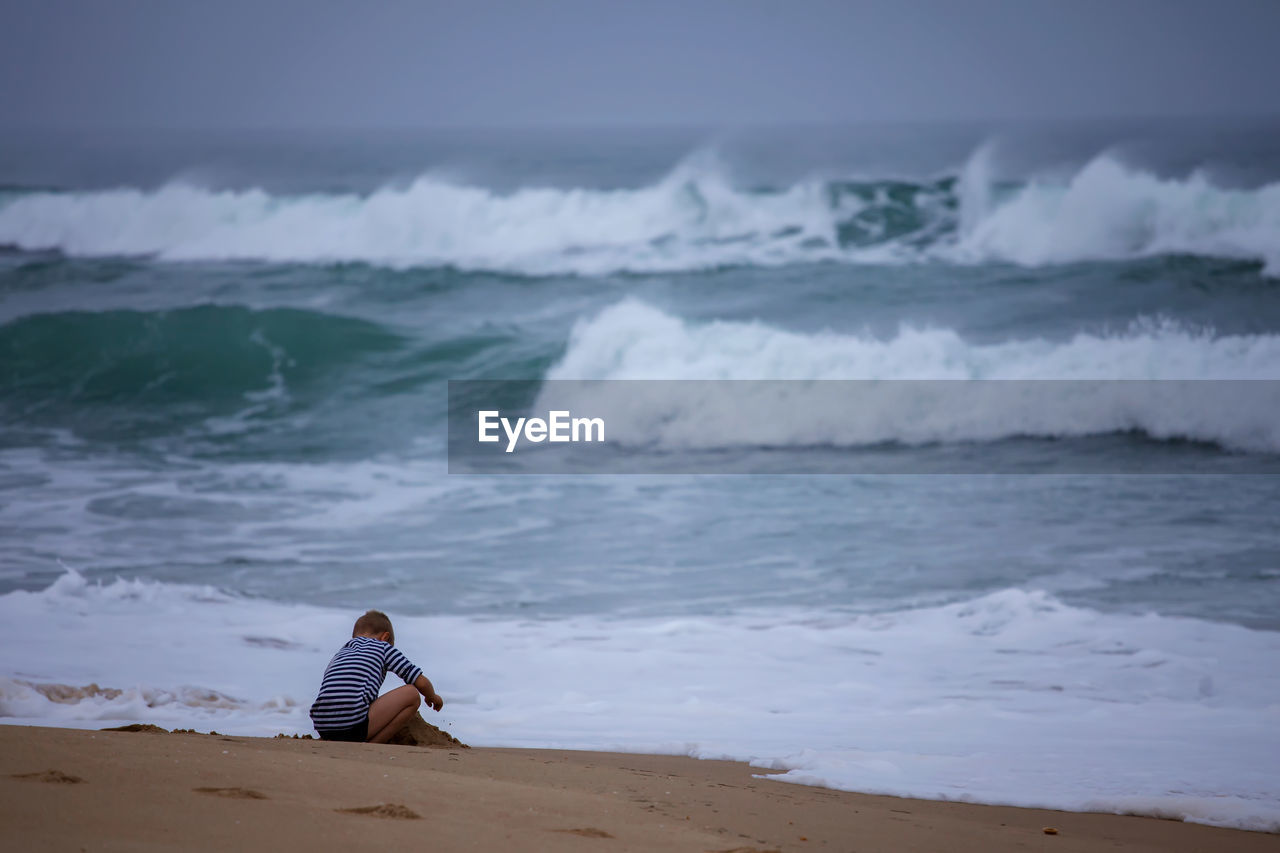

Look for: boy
[310,609,444,743]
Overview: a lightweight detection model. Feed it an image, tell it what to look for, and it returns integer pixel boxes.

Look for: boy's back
[310,635,422,732]
[309,610,443,743]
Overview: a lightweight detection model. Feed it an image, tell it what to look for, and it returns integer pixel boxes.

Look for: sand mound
[386,713,469,748]
[100,723,168,733]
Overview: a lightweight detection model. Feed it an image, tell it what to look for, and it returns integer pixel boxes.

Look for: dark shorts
[316,716,369,742]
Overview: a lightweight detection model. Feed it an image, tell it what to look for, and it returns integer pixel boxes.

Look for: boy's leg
[367,685,421,744]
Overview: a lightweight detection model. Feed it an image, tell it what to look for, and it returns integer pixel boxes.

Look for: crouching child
[310,609,444,743]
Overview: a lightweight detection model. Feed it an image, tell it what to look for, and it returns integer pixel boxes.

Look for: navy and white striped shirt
[309,636,423,731]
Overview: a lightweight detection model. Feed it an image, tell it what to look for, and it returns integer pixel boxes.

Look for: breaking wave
[541,300,1280,453]
[2,149,1277,275]
[949,151,1280,274]
[549,300,1280,382]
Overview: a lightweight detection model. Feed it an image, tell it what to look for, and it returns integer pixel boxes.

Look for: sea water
[0,121,1278,830]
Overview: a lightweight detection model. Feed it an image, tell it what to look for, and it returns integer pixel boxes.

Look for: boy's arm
[414,673,444,711]
[384,645,440,710]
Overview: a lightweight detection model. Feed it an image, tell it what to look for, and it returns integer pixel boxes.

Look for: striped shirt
[309,636,423,732]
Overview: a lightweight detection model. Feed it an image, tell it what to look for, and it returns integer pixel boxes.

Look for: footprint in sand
[336,803,421,819]
[11,769,85,784]
[193,787,268,799]
[554,828,614,838]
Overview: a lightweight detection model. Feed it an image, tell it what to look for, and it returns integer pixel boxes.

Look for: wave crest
[2,148,1276,274]
[549,300,1280,381]
[0,154,847,275]
[951,154,1280,274]
[540,300,1280,453]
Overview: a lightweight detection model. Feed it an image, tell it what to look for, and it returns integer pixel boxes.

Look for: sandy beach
[5,5,1280,850]
[2,724,1275,853]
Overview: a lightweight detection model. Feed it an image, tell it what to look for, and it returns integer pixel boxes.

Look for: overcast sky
[3,0,1279,129]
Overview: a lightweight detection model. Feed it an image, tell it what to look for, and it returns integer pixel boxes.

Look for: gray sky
[3,0,1279,129]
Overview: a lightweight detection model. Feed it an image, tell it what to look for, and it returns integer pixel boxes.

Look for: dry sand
[2,723,1275,852]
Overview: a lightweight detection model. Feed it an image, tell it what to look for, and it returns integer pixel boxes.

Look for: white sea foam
[949,153,1280,274]
[3,148,1277,274]
[0,155,845,275]
[540,300,1280,452]
[1,571,1277,831]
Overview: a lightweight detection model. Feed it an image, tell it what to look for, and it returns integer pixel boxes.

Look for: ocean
[1,120,1278,831]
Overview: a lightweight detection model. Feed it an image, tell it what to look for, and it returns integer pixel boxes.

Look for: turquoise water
[1,121,1279,627]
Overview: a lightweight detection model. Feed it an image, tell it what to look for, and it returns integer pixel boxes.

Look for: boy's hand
[413,674,443,711]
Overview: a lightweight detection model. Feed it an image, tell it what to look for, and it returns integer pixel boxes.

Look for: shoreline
[2,724,1275,852]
